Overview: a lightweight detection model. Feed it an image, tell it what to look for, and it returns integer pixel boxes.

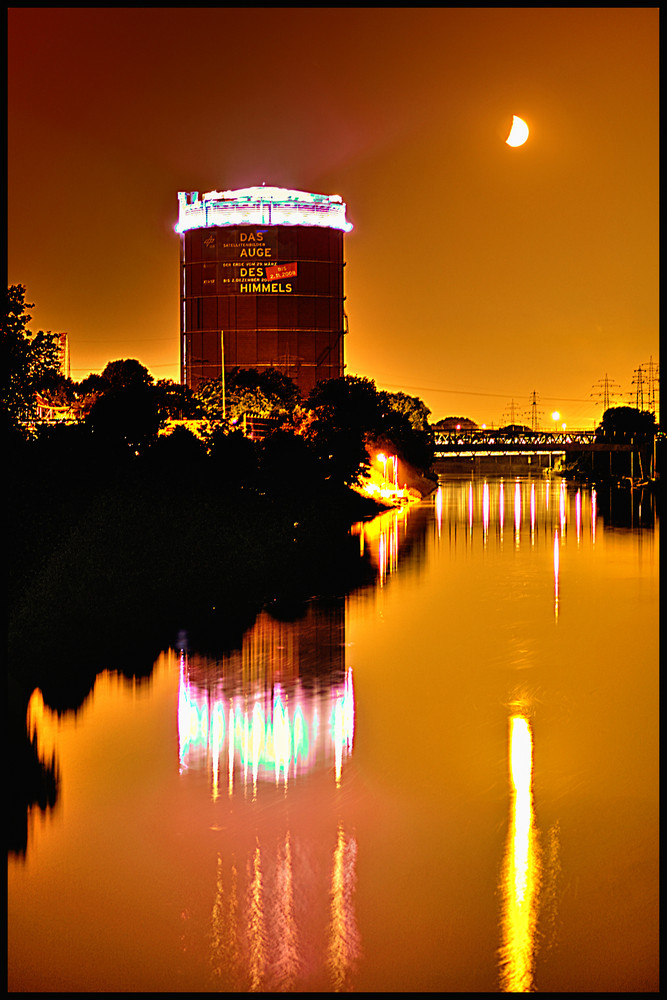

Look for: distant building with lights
[176,186,352,398]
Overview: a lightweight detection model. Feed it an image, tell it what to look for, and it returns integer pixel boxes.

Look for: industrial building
[176,186,352,398]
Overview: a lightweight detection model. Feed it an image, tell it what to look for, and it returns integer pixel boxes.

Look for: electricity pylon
[643,356,659,418]
[528,390,543,431]
[503,399,520,425]
[632,365,646,410]
[591,374,622,413]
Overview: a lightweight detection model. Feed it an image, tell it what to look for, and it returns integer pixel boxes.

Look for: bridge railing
[434,429,597,452]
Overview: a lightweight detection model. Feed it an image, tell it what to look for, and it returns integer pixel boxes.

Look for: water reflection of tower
[177,598,359,991]
[179,600,351,790]
[186,600,345,689]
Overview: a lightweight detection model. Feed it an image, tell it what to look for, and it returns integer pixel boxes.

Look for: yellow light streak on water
[273,831,300,990]
[553,529,560,621]
[248,840,266,991]
[209,855,241,984]
[559,480,566,534]
[499,480,505,541]
[327,823,360,992]
[499,715,540,992]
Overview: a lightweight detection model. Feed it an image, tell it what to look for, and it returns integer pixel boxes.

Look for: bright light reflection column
[499,481,505,541]
[553,530,560,621]
[559,480,567,534]
[499,715,541,992]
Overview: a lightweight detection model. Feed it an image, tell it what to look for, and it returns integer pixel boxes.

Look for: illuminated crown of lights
[176,185,353,234]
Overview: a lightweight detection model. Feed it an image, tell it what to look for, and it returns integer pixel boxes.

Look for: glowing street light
[551,410,566,431]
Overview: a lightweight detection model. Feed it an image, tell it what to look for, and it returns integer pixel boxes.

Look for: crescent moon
[506,115,529,147]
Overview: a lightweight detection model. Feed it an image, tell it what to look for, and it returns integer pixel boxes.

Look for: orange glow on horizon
[8,9,656,430]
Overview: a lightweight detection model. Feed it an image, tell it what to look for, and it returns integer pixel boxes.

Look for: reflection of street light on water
[377,453,398,490]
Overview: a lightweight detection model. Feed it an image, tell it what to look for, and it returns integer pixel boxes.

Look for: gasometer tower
[176,185,352,397]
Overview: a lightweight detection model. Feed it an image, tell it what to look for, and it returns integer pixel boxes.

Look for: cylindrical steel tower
[176,186,352,398]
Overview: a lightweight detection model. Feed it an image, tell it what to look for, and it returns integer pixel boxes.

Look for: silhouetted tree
[146,424,208,475]
[252,367,301,411]
[101,358,154,391]
[207,428,260,489]
[2,284,61,432]
[434,416,478,430]
[306,376,436,483]
[383,390,432,433]
[152,379,202,421]
[305,376,384,485]
[36,374,77,408]
[75,372,112,396]
[195,367,300,424]
[596,406,656,443]
[85,384,162,455]
[258,429,323,495]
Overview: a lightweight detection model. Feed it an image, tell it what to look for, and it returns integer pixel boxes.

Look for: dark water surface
[8,477,659,992]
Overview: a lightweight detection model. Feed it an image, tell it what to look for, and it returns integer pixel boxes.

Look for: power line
[374,380,594,404]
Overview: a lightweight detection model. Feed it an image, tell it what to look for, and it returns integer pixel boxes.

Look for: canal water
[8,476,659,992]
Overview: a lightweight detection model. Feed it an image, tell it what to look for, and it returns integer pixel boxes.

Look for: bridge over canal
[435,428,609,456]
[433,428,656,481]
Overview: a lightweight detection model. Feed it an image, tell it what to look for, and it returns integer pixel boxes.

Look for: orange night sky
[7,8,658,428]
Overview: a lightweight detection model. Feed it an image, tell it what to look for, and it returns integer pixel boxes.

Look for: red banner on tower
[264,262,298,281]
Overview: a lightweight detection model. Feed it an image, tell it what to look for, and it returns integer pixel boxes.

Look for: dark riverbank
[9,479,380,691]
[7,431,388,853]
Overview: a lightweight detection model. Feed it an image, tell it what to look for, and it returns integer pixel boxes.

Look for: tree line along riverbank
[6,416,402,854]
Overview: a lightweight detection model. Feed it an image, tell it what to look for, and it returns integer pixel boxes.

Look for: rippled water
[8,476,659,992]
